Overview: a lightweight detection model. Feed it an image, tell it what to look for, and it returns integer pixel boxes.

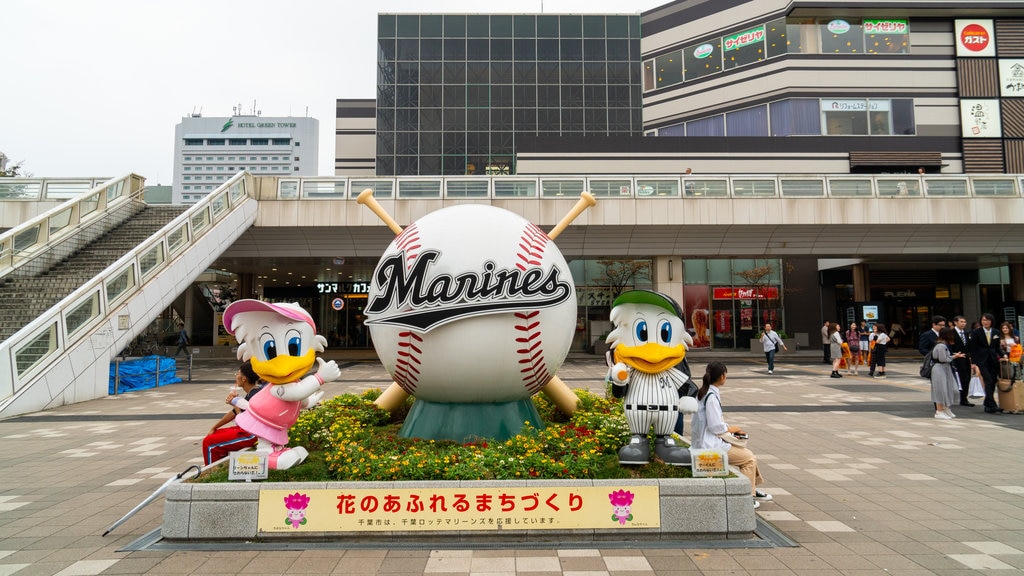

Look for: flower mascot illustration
[283,492,311,528]
[223,300,342,470]
[606,290,697,466]
[608,489,635,525]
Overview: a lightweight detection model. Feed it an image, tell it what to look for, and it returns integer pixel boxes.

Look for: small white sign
[689,448,730,477]
[229,452,268,481]
[999,59,1024,97]
[960,99,1002,138]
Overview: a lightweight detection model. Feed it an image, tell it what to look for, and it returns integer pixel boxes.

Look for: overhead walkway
[0,173,257,419]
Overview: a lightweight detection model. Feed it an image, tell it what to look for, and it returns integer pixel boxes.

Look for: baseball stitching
[392,223,422,394]
[516,223,551,393]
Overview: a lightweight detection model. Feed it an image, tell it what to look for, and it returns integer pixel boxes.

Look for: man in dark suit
[949,315,974,407]
[969,313,1003,414]
[918,315,946,356]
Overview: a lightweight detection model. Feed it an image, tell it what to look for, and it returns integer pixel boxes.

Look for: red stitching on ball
[514,310,548,394]
[391,325,423,391]
[513,225,551,391]
[515,224,548,271]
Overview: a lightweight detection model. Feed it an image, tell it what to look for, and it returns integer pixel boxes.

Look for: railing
[274,173,1024,200]
[0,175,144,280]
[0,177,113,201]
[0,173,251,403]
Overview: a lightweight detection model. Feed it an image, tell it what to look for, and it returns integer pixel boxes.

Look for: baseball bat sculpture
[359,188,594,417]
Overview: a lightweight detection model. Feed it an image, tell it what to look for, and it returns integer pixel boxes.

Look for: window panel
[514,38,536,60]
[684,40,722,80]
[765,17,788,58]
[723,25,766,70]
[655,50,683,88]
[726,105,768,136]
[820,18,864,53]
[420,15,442,38]
[686,115,724,136]
[396,15,418,37]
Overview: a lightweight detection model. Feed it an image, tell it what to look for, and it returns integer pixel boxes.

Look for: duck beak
[251,350,316,384]
[614,342,686,374]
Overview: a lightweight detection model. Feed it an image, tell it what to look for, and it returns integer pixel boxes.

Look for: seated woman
[690,361,772,508]
[201,360,264,465]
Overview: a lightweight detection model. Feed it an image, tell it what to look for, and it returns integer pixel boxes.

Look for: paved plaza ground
[2,350,1023,575]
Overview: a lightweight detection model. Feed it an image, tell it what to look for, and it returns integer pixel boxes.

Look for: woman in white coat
[690,361,773,508]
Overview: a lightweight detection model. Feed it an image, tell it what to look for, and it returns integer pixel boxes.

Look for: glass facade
[377,13,643,176]
[644,16,911,92]
[654,97,915,137]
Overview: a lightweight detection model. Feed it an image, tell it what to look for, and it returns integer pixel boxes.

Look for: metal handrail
[272,173,1024,200]
[0,174,145,280]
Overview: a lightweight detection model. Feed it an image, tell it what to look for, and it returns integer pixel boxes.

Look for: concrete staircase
[0,205,186,342]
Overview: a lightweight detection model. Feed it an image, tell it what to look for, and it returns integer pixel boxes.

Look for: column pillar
[852,263,871,302]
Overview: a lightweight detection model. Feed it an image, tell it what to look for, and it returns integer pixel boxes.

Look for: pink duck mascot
[223,300,341,470]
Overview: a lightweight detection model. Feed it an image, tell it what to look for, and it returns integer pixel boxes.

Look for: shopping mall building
[325,0,1024,352]
[6,0,1024,376]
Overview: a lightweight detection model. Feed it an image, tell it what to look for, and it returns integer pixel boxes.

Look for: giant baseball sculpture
[358,189,595,441]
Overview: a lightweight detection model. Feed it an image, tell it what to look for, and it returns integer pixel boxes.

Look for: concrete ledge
[163,471,755,542]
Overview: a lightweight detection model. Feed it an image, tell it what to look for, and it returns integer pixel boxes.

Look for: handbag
[919,352,936,378]
[968,375,985,400]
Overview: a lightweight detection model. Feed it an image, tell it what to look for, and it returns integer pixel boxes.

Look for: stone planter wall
[163,475,756,543]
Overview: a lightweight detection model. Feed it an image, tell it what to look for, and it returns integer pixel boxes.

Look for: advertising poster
[683,285,711,348]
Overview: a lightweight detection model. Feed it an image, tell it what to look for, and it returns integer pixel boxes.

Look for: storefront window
[683,39,721,81]
[864,19,909,54]
[655,50,683,87]
[820,18,864,53]
[723,25,765,70]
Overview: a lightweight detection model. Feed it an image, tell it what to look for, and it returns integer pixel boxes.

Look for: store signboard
[955,20,995,57]
[999,59,1024,97]
[712,287,778,300]
[960,99,1002,138]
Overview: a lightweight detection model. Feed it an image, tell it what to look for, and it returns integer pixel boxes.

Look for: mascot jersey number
[223,300,341,470]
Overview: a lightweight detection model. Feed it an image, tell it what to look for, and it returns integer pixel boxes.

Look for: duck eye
[261,336,277,360]
[659,320,673,344]
[285,329,302,356]
[634,320,648,343]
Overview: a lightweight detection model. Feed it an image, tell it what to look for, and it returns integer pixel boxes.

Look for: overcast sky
[1,0,665,185]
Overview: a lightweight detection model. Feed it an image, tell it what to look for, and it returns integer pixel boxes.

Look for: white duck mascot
[606,290,698,466]
[222,300,341,470]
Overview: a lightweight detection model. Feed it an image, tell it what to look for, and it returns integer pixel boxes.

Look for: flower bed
[168,389,756,543]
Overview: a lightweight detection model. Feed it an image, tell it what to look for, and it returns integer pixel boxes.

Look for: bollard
[114,358,121,395]
[188,352,193,382]
[155,356,161,388]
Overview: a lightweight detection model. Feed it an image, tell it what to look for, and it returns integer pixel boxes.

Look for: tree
[590,259,652,303]
[734,262,778,334]
[0,161,26,177]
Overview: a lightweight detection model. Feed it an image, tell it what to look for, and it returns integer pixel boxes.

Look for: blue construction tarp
[109,355,183,394]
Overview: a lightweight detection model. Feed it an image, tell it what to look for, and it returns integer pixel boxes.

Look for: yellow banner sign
[258,486,660,532]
